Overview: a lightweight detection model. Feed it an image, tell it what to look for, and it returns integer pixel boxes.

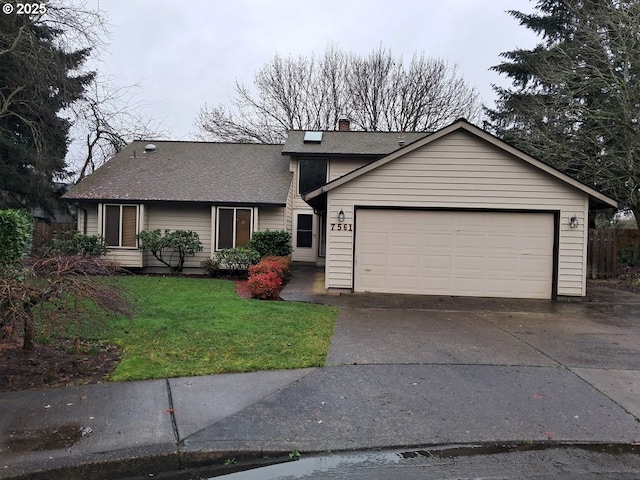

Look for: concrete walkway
[1,269,640,479]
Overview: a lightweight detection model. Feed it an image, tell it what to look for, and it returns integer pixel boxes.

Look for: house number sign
[330,223,353,231]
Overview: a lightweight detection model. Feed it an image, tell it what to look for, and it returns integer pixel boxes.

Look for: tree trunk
[630,207,640,231]
[23,315,35,351]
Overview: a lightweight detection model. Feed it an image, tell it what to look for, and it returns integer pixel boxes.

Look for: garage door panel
[359,231,387,248]
[455,255,484,272]
[487,256,517,273]
[487,234,518,250]
[424,233,453,248]
[389,232,420,247]
[455,234,486,249]
[360,252,386,268]
[389,253,419,271]
[355,210,554,299]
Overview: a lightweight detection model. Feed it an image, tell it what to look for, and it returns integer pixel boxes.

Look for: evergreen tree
[486,0,640,221]
[0,11,93,213]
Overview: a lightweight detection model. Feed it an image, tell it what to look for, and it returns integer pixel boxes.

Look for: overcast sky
[84,0,540,141]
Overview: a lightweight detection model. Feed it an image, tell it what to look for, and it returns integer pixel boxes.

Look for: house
[63,119,618,299]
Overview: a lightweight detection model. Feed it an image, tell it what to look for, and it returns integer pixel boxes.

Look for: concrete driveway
[327,288,640,370]
[282,273,640,420]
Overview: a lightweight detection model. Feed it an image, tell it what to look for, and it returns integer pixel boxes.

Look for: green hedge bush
[247,230,292,258]
[50,231,108,257]
[202,247,261,278]
[0,209,32,265]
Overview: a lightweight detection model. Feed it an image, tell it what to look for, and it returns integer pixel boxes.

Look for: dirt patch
[0,338,121,392]
[589,265,640,294]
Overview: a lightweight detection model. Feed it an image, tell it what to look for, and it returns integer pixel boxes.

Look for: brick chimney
[338,117,351,131]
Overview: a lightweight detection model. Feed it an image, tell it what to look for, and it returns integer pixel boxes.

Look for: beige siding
[78,203,99,235]
[258,207,286,231]
[290,156,370,263]
[285,178,294,234]
[105,249,143,267]
[329,158,371,181]
[326,130,589,296]
[144,204,212,269]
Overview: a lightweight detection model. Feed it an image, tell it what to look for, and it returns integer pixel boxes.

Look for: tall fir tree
[0,12,93,214]
[486,0,640,222]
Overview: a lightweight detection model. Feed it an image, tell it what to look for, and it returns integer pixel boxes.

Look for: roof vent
[303,132,323,144]
[144,144,157,153]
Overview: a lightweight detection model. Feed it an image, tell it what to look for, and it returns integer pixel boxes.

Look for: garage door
[354,210,554,299]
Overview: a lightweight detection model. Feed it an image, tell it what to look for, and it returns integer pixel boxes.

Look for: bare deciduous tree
[69,79,167,181]
[196,46,481,142]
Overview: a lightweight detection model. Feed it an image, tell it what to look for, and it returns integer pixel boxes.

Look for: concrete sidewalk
[1,271,640,479]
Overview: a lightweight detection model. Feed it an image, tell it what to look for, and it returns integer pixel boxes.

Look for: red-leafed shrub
[247,255,291,300]
[248,270,283,300]
[248,256,292,283]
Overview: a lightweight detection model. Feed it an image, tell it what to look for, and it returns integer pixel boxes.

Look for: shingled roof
[64,141,291,205]
[282,130,430,156]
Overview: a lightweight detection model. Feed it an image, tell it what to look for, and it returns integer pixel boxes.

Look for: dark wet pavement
[1,270,639,479]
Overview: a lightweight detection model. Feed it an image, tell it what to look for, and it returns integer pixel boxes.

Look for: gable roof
[302,119,619,209]
[64,141,291,206]
[282,130,429,156]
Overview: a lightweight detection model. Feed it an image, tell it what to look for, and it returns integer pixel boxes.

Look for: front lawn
[99,276,337,381]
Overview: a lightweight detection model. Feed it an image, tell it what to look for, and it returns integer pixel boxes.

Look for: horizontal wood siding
[105,249,143,267]
[329,158,371,181]
[79,203,99,236]
[145,204,212,269]
[326,130,589,296]
[258,207,285,231]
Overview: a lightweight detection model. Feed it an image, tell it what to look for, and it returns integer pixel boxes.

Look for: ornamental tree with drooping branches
[136,229,203,273]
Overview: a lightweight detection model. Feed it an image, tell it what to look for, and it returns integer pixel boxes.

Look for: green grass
[98,276,337,381]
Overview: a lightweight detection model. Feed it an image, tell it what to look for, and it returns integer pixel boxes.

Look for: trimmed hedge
[202,247,261,278]
[247,230,292,258]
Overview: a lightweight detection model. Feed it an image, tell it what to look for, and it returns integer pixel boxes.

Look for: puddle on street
[5,423,88,452]
[209,450,402,479]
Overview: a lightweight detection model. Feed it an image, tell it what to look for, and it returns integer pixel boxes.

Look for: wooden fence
[588,229,640,279]
[31,221,76,254]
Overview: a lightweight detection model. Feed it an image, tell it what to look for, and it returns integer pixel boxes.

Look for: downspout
[76,204,88,234]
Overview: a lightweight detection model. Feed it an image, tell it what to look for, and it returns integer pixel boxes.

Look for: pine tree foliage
[0,10,94,213]
[486,0,640,219]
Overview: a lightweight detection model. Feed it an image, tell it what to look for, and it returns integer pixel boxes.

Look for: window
[104,205,138,247]
[298,158,327,194]
[296,214,313,248]
[217,207,252,249]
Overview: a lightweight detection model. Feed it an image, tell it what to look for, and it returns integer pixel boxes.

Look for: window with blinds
[104,205,138,247]
[217,207,252,250]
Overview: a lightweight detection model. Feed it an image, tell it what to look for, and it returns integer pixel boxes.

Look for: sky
[82,0,541,141]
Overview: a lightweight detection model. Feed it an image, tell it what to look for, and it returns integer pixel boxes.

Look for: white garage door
[354,210,554,299]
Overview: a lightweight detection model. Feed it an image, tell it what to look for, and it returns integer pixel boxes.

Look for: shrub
[50,231,108,257]
[136,229,203,273]
[247,230,292,258]
[248,256,292,283]
[0,209,32,265]
[211,248,261,276]
[201,258,220,276]
[248,270,283,300]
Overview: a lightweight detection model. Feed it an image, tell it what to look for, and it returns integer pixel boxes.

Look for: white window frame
[102,204,140,249]
[215,206,254,250]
